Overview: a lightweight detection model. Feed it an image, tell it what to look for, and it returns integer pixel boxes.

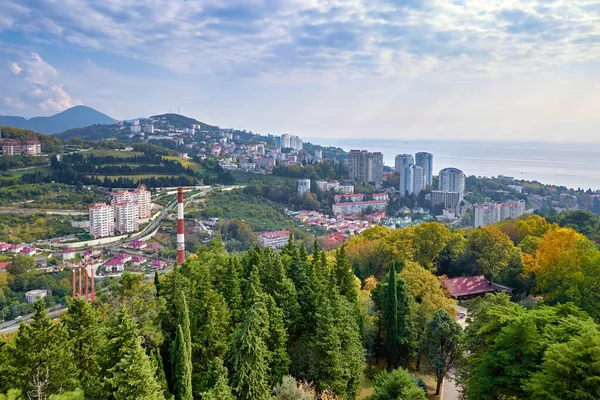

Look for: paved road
[441,305,469,400]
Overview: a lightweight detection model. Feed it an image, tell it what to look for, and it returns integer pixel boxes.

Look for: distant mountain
[0,106,116,135]
[151,113,220,132]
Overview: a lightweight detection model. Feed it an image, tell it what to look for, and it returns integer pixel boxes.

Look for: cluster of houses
[288,210,386,235]
[0,242,37,256]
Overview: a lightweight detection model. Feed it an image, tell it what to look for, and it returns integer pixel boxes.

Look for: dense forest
[1,215,599,399]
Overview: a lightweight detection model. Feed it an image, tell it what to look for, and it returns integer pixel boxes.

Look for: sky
[1,0,600,141]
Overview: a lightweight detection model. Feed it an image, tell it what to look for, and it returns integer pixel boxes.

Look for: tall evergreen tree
[14,301,77,397]
[154,270,161,297]
[335,294,366,399]
[228,299,271,400]
[151,349,171,399]
[221,257,243,324]
[173,325,193,400]
[381,263,417,369]
[98,307,164,400]
[266,295,291,387]
[334,245,358,303]
[199,358,235,400]
[62,297,104,381]
[262,255,299,331]
[281,232,297,258]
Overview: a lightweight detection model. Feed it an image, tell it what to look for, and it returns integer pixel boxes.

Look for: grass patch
[89,175,180,183]
[163,156,204,172]
[84,149,144,158]
[230,171,297,185]
[11,166,52,177]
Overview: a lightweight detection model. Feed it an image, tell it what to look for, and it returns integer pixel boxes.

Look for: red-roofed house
[0,242,8,252]
[0,262,11,272]
[22,247,36,256]
[62,248,76,261]
[105,258,125,272]
[9,244,24,253]
[444,275,513,300]
[152,259,167,269]
[128,240,147,250]
[131,256,147,267]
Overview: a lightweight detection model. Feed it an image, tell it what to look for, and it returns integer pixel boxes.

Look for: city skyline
[1,1,600,142]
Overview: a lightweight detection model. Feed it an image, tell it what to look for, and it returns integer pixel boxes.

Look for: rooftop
[444,275,497,298]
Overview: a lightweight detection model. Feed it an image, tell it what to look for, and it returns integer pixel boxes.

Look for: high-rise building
[297,179,311,196]
[439,167,466,200]
[348,150,384,185]
[279,134,303,150]
[415,152,433,188]
[394,154,414,172]
[114,201,139,234]
[426,191,461,214]
[89,203,114,238]
[131,185,152,220]
[314,149,323,159]
[398,164,423,196]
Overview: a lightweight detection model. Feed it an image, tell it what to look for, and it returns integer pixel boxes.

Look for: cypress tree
[151,349,171,399]
[154,270,161,296]
[176,290,192,358]
[173,325,193,400]
[381,264,417,369]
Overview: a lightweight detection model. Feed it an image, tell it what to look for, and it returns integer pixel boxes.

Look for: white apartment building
[258,231,290,249]
[298,179,311,196]
[473,200,526,228]
[334,194,366,203]
[114,201,140,234]
[21,141,42,156]
[316,181,354,194]
[89,203,115,238]
[332,200,388,216]
[439,168,466,200]
[415,152,433,188]
[399,164,424,196]
[394,154,414,172]
[112,185,152,220]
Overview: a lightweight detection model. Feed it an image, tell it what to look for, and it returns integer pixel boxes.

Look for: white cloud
[9,62,22,76]
[4,53,82,113]
[1,0,600,80]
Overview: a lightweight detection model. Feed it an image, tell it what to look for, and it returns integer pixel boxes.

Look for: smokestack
[78,265,83,297]
[91,264,95,302]
[176,187,185,264]
[72,267,76,298]
[85,261,89,302]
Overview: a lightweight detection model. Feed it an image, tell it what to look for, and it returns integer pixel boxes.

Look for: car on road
[457,312,466,319]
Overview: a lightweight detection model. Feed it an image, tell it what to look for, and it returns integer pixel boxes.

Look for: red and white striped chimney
[176,187,185,264]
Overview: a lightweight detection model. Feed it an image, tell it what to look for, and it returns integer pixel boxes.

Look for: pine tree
[99,307,165,400]
[298,242,308,262]
[335,294,366,399]
[221,257,243,324]
[266,295,291,387]
[281,231,297,258]
[310,294,344,395]
[62,297,104,381]
[334,245,358,303]
[228,299,271,400]
[199,358,235,400]
[151,349,171,399]
[262,255,299,331]
[173,325,193,400]
[14,301,77,397]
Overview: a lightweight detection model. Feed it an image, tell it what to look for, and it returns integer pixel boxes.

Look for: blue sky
[1,0,600,141]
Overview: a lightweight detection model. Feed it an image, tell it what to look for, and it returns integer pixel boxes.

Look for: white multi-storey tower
[439,167,466,201]
[114,201,139,234]
[394,154,414,172]
[89,203,114,238]
[399,164,423,196]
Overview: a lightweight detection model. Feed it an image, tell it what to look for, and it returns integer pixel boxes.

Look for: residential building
[114,201,139,234]
[439,168,466,200]
[426,191,461,214]
[297,179,311,196]
[472,200,526,228]
[316,181,354,194]
[2,140,21,156]
[21,141,42,156]
[394,154,414,172]
[332,199,388,216]
[334,194,366,203]
[105,258,125,273]
[280,134,303,150]
[258,231,290,249]
[314,149,322,159]
[62,248,76,261]
[131,185,152,220]
[415,152,433,188]
[348,150,384,185]
[89,203,115,238]
[398,164,424,196]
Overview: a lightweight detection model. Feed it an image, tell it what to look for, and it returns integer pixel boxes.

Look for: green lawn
[89,174,180,183]
[163,156,204,172]
[11,166,52,177]
[84,149,144,158]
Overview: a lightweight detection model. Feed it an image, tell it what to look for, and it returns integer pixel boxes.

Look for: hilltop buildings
[258,231,290,249]
[439,167,466,199]
[2,140,42,156]
[332,193,389,216]
[297,179,311,196]
[348,150,383,185]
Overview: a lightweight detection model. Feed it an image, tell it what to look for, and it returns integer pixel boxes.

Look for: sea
[305,138,600,191]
